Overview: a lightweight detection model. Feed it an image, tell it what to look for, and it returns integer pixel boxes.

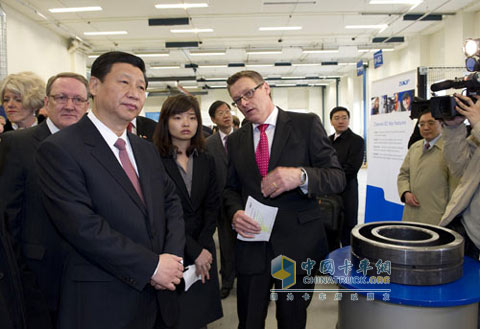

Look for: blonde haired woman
[1,72,45,131]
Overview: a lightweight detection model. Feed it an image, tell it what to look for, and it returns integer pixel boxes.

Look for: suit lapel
[80,117,146,214]
[268,109,291,171]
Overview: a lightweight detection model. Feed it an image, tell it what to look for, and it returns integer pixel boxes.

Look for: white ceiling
[3,0,480,92]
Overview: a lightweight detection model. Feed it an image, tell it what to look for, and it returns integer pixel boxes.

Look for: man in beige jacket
[397,110,458,224]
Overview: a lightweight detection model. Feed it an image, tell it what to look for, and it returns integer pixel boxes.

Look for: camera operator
[440,93,480,260]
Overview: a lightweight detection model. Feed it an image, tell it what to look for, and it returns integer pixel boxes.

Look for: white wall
[3,4,86,81]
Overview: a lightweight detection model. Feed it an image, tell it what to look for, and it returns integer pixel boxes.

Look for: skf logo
[271,255,296,289]
[399,79,410,86]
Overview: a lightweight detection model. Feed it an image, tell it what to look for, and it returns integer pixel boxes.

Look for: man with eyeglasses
[206,100,236,299]
[0,72,90,327]
[224,70,345,329]
[397,110,458,224]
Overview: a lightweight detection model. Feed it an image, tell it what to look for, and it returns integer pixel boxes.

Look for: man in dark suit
[224,71,345,329]
[329,107,364,247]
[0,72,90,326]
[36,52,185,329]
[205,100,236,299]
[130,115,157,141]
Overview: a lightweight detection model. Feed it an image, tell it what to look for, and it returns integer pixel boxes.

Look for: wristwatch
[300,168,307,185]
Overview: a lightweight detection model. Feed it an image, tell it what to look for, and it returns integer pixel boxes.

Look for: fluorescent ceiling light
[49,6,103,13]
[369,0,422,4]
[136,53,169,57]
[198,65,228,68]
[259,26,302,31]
[358,48,394,53]
[292,63,321,66]
[247,50,282,55]
[155,3,208,9]
[189,51,226,56]
[88,55,100,59]
[275,83,296,87]
[182,85,199,89]
[345,24,388,29]
[210,85,227,89]
[302,49,339,54]
[207,77,228,81]
[171,28,213,33]
[281,76,304,79]
[36,11,47,19]
[150,65,181,69]
[245,64,274,67]
[84,31,127,36]
[338,62,357,66]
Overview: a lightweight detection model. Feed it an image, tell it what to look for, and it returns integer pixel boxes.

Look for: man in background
[329,106,364,247]
[206,100,236,299]
[398,110,458,224]
[0,72,90,327]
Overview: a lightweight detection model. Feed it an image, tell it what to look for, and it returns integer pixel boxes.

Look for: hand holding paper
[235,196,278,242]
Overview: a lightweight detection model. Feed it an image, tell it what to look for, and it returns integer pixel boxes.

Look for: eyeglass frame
[49,94,88,106]
[231,81,265,107]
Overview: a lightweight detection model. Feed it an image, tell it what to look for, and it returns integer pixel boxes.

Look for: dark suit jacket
[0,122,64,314]
[161,152,223,327]
[135,116,157,142]
[328,128,364,183]
[36,116,185,329]
[206,133,228,192]
[224,109,345,275]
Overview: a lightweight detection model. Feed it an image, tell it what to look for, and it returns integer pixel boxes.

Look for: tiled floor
[209,168,368,329]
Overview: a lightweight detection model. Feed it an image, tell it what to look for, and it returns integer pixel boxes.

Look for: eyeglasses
[418,120,438,128]
[216,110,232,117]
[50,94,87,106]
[231,82,264,107]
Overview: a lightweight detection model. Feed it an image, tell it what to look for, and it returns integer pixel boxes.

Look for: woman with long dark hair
[153,94,222,329]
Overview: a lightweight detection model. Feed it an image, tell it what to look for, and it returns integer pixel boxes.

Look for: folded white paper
[237,196,278,242]
[183,265,201,291]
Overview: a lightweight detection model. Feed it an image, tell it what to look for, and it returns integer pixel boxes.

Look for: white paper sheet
[237,196,278,242]
[183,265,201,291]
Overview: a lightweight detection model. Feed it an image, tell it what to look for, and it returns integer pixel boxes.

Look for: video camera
[428,39,480,120]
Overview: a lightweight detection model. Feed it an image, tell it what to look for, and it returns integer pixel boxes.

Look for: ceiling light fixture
[136,53,170,57]
[83,31,127,36]
[345,24,388,29]
[292,63,321,66]
[245,64,274,67]
[198,65,228,68]
[189,51,226,56]
[155,3,208,9]
[49,6,103,13]
[171,28,213,33]
[258,26,302,31]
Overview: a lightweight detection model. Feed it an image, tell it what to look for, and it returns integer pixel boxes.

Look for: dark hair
[91,51,148,88]
[402,92,411,101]
[46,72,89,97]
[153,94,205,157]
[418,109,433,121]
[227,70,264,92]
[208,100,230,118]
[330,106,350,120]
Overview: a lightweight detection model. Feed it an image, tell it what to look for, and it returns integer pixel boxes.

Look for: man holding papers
[224,70,345,329]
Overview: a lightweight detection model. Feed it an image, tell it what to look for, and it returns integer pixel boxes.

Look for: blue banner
[357,60,364,76]
[374,50,383,69]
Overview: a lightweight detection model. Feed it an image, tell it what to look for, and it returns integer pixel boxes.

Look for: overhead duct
[149,17,190,26]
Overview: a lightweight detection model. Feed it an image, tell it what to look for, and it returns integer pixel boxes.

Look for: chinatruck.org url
[302,275,391,285]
